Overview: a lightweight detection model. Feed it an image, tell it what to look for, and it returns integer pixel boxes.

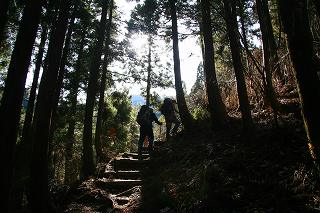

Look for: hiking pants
[165,113,180,140]
[138,126,154,156]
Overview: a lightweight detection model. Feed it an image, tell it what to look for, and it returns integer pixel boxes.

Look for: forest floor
[62,110,320,213]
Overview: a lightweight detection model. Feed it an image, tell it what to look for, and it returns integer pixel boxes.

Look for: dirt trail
[64,152,151,212]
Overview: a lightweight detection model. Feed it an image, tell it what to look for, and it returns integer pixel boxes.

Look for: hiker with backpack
[136,105,162,159]
[160,98,180,141]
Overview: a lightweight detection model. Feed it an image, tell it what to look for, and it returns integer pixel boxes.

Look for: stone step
[103,170,141,179]
[113,158,149,170]
[154,140,165,147]
[95,178,142,192]
[115,196,130,205]
[121,152,149,159]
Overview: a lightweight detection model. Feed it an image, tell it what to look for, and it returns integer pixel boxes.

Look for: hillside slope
[137,115,320,212]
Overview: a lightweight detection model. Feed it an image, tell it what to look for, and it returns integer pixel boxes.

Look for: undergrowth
[139,114,320,213]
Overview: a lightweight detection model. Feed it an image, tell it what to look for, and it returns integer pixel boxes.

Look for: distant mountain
[131,95,145,106]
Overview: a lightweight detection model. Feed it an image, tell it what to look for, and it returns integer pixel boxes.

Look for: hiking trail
[64,151,152,212]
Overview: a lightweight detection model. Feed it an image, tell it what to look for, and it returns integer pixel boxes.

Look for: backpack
[137,105,152,126]
[160,98,174,116]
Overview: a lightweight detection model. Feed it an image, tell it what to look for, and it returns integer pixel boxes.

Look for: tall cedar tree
[127,0,160,106]
[29,0,72,211]
[82,0,109,178]
[13,24,48,210]
[65,26,87,185]
[200,0,228,128]
[95,0,114,161]
[237,0,254,87]
[278,0,320,163]
[0,0,10,45]
[48,8,77,179]
[260,0,279,71]
[169,0,193,129]
[19,24,48,164]
[237,0,249,53]
[237,0,265,84]
[14,1,56,208]
[146,35,152,106]
[0,0,44,211]
[222,0,253,131]
[256,0,279,111]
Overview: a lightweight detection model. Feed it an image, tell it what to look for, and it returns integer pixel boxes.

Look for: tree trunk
[0,0,10,45]
[52,5,77,122]
[200,0,228,129]
[262,0,283,81]
[169,0,193,129]
[65,27,86,185]
[95,0,114,162]
[29,0,72,212]
[278,0,320,163]
[146,35,152,106]
[48,8,76,180]
[238,0,249,51]
[223,0,253,132]
[20,24,48,158]
[82,0,109,178]
[238,0,251,71]
[261,0,278,58]
[196,0,205,62]
[12,23,48,210]
[256,0,279,113]
[0,0,44,212]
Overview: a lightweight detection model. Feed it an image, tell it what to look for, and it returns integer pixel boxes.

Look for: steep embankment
[140,115,320,212]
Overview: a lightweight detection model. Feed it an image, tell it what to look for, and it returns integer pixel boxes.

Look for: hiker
[136,105,162,158]
[160,98,180,141]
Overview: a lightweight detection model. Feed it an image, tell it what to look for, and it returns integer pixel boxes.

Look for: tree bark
[12,23,48,210]
[82,0,109,178]
[223,0,253,131]
[256,0,279,112]
[261,0,278,59]
[0,1,44,212]
[29,0,72,212]
[65,27,86,185]
[20,24,48,159]
[169,0,193,129]
[238,0,252,72]
[238,0,249,51]
[146,35,152,106]
[95,0,114,162]
[48,7,76,180]
[200,0,228,128]
[278,0,320,163]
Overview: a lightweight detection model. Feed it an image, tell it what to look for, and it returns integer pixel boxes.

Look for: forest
[0,0,320,212]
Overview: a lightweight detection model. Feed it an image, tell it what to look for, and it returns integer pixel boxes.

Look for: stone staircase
[65,142,166,212]
[94,152,151,210]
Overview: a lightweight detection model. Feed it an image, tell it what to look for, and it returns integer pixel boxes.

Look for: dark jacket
[137,105,161,128]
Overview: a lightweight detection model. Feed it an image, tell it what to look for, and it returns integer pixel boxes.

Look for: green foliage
[0,0,26,90]
[0,44,11,82]
[101,91,136,152]
[127,0,161,35]
[187,63,208,120]
[192,106,210,120]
